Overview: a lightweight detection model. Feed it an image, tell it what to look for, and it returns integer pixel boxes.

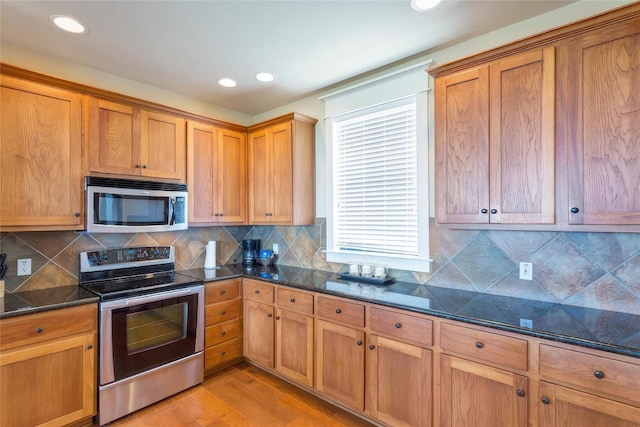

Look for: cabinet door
[489,47,555,224]
[89,98,141,175]
[140,110,186,180]
[270,122,293,222]
[440,354,528,427]
[435,66,490,224]
[188,121,219,223]
[0,333,96,426]
[539,382,640,426]
[275,308,313,387]
[368,335,432,427]
[243,299,275,368]
[562,22,640,225]
[1,77,83,228]
[248,128,272,222]
[218,128,246,223]
[315,320,365,411]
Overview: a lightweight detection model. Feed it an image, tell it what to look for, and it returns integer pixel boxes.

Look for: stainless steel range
[79,246,204,426]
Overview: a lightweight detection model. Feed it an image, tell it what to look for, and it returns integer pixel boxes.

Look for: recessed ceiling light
[255,72,275,82]
[218,78,237,88]
[49,15,88,34]
[411,0,443,11]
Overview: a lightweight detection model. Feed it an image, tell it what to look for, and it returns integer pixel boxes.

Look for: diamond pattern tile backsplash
[1,219,639,315]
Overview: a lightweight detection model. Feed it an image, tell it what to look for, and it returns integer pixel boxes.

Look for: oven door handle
[100,285,204,310]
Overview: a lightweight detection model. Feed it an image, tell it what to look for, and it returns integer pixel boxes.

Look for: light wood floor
[100,362,374,426]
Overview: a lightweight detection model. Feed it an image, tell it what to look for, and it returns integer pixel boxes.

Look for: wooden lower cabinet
[368,335,432,427]
[204,279,243,373]
[439,354,528,427]
[243,299,275,368]
[275,308,314,387]
[315,319,366,412]
[539,382,640,426]
[0,305,97,427]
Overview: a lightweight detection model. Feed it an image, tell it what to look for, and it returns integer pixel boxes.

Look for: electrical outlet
[17,258,32,276]
[519,318,533,328]
[272,243,279,255]
[519,262,533,281]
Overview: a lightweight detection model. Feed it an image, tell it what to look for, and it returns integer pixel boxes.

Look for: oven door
[99,285,204,385]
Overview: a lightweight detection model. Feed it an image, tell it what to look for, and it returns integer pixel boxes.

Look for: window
[323,63,431,272]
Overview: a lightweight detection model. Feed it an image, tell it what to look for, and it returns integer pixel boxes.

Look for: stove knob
[101,253,109,262]
[89,254,99,265]
[152,248,160,257]
[162,248,169,257]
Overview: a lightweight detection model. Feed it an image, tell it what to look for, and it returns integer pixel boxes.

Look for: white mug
[374,266,387,279]
[348,264,360,276]
[360,264,373,277]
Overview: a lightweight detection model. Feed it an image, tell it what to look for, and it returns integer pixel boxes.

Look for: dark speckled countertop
[2,264,638,359]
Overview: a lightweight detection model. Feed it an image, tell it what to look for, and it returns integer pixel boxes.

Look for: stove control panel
[80,246,174,270]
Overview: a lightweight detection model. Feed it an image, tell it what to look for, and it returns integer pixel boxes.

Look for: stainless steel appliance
[79,246,203,426]
[85,176,188,233]
[241,239,260,266]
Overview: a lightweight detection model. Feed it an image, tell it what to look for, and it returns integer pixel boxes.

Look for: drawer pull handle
[335,309,342,314]
[395,323,402,329]
[475,342,483,349]
[255,290,260,294]
[593,370,605,379]
[267,313,273,318]
[290,298,296,303]
[35,327,43,333]
[221,290,226,294]
[221,351,226,356]
[541,397,550,405]
[369,345,375,350]
[87,344,94,350]
[221,331,226,335]
[221,310,227,315]
[356,340,363,346]
[517,389,525,397]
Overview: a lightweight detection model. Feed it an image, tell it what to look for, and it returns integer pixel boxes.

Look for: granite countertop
[183,264,640,359]
[2,264,638,359]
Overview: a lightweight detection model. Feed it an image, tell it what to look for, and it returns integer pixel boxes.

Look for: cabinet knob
[541,397,550,405]
[219,213,224,217]
[290,298,296,303]
[570,207,580,214]
[221,290,226,294]
[517,389,525,397]
[221,331,226,336]
[74,212,81,217]
[87,344,94,350]
[369,345,375,350]
[221,351,226,356]
[395,323,402,329]
[35,327,43,333]
[135,164,140,168]
[593,370,605,379]
[475,342,483,349]
[335,308,342,314]
[481,209,488,214]
[276,316,281,320]
[356,340,363,346]
[490,209,498,214]
[142,165,148,169]
[255,289,260,294]
[221,310,226,315]
[267,313,273,318]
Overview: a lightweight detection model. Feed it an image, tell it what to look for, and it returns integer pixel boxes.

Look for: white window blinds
[333,97,418,257]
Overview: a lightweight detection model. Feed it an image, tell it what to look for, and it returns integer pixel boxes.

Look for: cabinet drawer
[205,338,242,370]
[243,280,274,304]
[205,299,241,325]
[440,322,528,371]
[277,288,314,315]
[370,307,433,347]
[0,304,97,351]
[540,344,640,404]
[205,318,241,347]
[206,279,240,304]
[317,296,365,327]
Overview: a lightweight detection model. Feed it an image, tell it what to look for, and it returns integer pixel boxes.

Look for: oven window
[125,303,187,354]
[95,193,169,225]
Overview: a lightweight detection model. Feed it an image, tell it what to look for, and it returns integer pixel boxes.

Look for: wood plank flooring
[99,362,374,426]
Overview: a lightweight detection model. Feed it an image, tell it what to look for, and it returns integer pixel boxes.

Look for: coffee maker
[241,239,260,266]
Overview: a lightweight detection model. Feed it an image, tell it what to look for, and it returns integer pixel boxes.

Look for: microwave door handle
[169,197,176,225]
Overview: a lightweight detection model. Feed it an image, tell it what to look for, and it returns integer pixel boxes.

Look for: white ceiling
[1,0,576,116]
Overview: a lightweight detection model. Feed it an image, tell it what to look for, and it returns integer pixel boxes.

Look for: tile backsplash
[1,219,639,315]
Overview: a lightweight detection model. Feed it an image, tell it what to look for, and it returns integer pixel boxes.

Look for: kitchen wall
[2,221,638,315]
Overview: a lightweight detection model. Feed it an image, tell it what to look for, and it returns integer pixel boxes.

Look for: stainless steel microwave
[85,177,188,233]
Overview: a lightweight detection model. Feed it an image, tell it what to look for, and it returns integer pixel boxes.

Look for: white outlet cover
[17,258,32,276]
[273,243,279,255]
[519,262,533,281]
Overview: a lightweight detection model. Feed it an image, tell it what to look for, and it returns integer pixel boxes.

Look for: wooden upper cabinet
[559,19,640,226]
[0,76,83,230]
[187,121,246,224]
[89,98,186,181]
[435,46,555,225]
[248,113,317,225]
